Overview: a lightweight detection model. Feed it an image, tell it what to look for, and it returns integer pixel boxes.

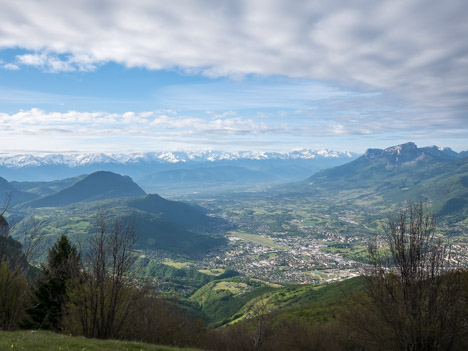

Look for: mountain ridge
[0,149,361,185]
[290,142,468,219]
[0,149,357,168]
[0,176,39,205]
[24,171,146,208]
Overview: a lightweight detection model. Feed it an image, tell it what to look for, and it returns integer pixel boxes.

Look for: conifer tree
[26,235,81,330]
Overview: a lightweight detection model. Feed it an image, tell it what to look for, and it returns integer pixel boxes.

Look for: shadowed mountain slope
[10,175,87,197]
[127,194,211,229]
[25,171,145,208]
[0,177,39,205]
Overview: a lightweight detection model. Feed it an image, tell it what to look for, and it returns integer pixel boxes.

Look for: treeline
[0,215,206,348]
[139,258,238,296]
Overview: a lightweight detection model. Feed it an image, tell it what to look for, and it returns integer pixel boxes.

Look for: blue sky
[0,0,467,154]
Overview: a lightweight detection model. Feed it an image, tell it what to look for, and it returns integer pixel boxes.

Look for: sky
[0,0,467,154]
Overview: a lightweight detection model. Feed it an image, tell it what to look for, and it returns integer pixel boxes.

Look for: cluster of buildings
[200,232,362,284]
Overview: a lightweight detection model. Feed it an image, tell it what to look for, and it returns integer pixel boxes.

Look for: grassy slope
[137,258,238,299]
[188,276,365,327]
[0,330,201,351]
[265,276,365,324]
[190,277,276,327]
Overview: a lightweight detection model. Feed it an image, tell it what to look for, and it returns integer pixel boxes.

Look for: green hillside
[138,258,238,297]
[8,171,229,256]
[190,277,278,327]
[127,194,213,229]
[11,196,226,257]
[253,276,365,323]
[131,211,224,254]
[291,143,468,219]
[187,276,365,327]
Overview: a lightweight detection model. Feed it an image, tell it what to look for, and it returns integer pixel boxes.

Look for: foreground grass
[0,330,201,351]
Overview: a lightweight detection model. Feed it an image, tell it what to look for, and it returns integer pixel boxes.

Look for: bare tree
[121,292,207,347]
[0,193,43,330]
[207,322,251,351]
[63,213,143,339]
[343,202,467,350]
[0,193,12,260]
[0,260,28,330]
[247,297,276,351]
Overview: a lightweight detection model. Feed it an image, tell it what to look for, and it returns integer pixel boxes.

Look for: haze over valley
[2,142,467,289]
[1,0,467,349]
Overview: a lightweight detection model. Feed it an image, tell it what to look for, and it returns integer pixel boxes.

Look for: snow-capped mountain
[0,149,356,168]
[1,145,463,194]
[0,149,360,190]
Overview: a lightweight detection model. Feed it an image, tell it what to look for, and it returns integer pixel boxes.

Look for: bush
[341,202,468,350]
[0,261,30,330]
[121,293,207,348]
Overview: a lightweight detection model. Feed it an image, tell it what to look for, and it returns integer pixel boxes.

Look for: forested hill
[286,142,468,219]
[24,171,146,208]
[0,176,39,205]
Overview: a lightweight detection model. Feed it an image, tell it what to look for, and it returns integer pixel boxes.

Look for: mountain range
[2,142,467,255]
[290,142,468,219]
[4,171,225,255]
[0,150,358,193]
[0,149,356,167]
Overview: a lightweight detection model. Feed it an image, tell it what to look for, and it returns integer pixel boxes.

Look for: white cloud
[2,63,19,70]
[0,108,277,137]
[15,52,96,72]
[0,0,465,113]
[1,106,466,142]
[0,106,466,153]
[16,53,46,67]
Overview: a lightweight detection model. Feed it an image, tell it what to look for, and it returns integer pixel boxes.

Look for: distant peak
[422,145,453,152]
[364,148,383,158]
[359,142,465,169]
[364,142,419,159]
[88,170,119,177]
[384,142,417,154]
[84,171,136,184]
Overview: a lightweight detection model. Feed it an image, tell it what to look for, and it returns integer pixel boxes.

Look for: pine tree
[26,235,81,330]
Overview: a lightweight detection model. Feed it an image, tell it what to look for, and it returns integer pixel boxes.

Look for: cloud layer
[1,0,467,112]
[1,106,464,140]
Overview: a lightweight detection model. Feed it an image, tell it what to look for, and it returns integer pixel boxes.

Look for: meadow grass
[229,232,288,250]
[213,281,247,294]
[198,268,226,276]
[0,330,201,351]
[162,260,192,269]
